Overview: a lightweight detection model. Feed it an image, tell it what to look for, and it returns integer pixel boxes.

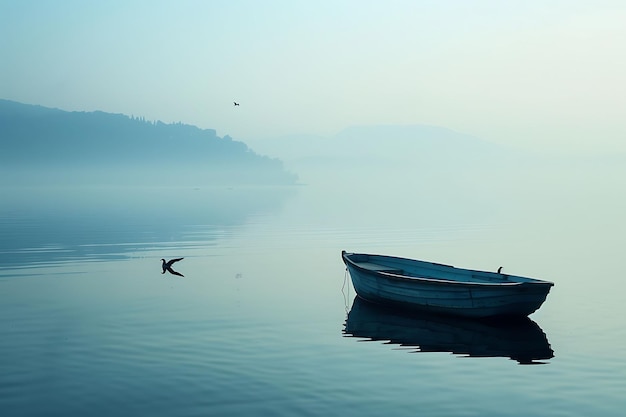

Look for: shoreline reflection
[0,186,295,271]
[343,297,554,365]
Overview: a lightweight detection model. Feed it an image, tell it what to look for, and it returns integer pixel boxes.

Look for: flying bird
[233,101,240,106]
[161,258,184,277]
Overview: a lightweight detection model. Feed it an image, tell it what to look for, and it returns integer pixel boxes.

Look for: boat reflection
[343,297,554,365]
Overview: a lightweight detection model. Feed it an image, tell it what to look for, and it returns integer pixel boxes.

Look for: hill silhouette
[0,100,297,186]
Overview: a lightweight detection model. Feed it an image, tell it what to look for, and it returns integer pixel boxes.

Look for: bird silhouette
[233,101,240,106]
[497,266,503,274]
[161,258,184,277]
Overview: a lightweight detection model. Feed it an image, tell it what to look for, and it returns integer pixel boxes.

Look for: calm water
[1,164,626,416]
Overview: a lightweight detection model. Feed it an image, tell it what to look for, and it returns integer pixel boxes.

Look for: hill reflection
[344,297,554,365]
[0,186,295,271]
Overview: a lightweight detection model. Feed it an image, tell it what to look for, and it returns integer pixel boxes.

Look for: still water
[1,165,625,416]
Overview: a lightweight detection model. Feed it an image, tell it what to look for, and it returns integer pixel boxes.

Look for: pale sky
[2,0,625,154]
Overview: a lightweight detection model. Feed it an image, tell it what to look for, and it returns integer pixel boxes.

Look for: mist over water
[4,1,626,412]
[1,146,625,416]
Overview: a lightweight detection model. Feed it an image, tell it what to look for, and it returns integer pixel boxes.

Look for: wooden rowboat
[341,251,553,318]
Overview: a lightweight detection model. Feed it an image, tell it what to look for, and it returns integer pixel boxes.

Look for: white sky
[2,0,625,154]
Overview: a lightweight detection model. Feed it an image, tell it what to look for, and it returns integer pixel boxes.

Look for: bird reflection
[161,257,184,277]
[343,297,554,365]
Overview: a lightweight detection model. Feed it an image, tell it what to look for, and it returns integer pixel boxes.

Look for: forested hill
[0,100,297,185]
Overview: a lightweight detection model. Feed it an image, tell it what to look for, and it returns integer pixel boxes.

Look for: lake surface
[1,162,625,416]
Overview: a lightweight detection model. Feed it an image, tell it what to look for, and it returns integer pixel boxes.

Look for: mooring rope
[341,268,351,314]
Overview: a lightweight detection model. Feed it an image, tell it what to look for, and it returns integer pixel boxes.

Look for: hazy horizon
[3,3,626,415]
[2,1,625,155]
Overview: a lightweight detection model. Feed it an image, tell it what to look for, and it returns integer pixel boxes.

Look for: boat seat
[354,262,404,274]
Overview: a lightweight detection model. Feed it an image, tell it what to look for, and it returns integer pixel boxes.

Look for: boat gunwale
[377,270,525,286]
[342,251,554,288]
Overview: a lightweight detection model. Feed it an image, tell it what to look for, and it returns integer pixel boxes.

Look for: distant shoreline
[0,99,298,186]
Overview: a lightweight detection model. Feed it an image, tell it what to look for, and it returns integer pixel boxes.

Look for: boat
[344,297,554,364]
[341,251,554,318]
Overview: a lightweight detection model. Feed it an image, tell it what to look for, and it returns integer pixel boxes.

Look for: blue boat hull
[342,251,553,318]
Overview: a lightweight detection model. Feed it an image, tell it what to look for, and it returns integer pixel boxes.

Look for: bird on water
[161,258,184,277]
[497,266,503,274]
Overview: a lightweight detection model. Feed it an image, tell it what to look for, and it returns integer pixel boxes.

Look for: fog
[244,124,626,279]
[3,2,626,154]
